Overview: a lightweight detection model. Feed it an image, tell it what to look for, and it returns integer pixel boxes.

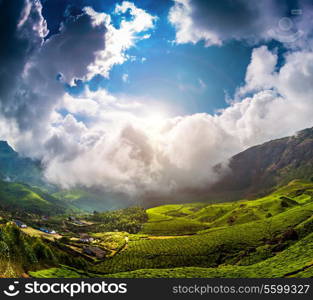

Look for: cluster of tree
[89,207,148,234]
[0,223,40,269]
[0,223,88,273]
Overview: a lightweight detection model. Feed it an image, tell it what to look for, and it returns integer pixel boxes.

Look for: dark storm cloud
[38,12,107,83]
[169,0,299,46]
[0,0,47,107]
[0,0,107,132]
[190,0,284,40]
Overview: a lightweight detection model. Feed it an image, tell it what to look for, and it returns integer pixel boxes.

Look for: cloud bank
[0,0,313,203]
[168,0,312,47]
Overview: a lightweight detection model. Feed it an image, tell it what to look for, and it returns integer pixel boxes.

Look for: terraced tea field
[91,201,313,274]
[30,180,313,278]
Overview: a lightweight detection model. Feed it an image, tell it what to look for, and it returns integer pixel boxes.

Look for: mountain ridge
[0,141,48,189]
[208,127,313,201]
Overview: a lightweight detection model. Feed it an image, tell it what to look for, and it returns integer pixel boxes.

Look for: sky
[42,0,253,115]
[1,0,313,202]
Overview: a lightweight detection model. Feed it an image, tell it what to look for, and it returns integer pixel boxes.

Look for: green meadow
[21,179,313,278]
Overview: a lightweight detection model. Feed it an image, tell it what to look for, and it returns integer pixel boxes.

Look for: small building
[39,227,56,234]
[83,246,106,259]
[68,216,84,225]
[13,220,27,228]
[68,216,77,222]
[79,233,94,243]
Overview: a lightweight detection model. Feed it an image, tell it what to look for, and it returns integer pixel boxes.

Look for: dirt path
[118,236,129,253]
[21,227,62,240]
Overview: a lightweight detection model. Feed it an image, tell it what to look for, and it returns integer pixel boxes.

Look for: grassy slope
[0,181,68,215]
[102,231,313,278]
[53,189,125,212]
[29,267,84,278]
[90,203,313,274]
[88,180,313,276]
[141,181,305,236]
[141,203,209,235]
[30,179,313,278]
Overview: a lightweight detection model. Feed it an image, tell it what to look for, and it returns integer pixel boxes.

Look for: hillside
[0,222,88,277]
[0,141,123,212]
[1,128,313,278]
[25,179,313,278]
[0,141,49,189]
[0,140,172,212]
[208,127,313,201]
[0,180,71,215]
[53,188,126,212]
[90,180,313,277]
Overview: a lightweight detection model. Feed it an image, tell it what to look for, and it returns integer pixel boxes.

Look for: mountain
[53,188,127,212]
[209,127,313,201]
[0,141,122,212]
[0,180,72,215]
[0,141,51,189]
[0,141,81,214]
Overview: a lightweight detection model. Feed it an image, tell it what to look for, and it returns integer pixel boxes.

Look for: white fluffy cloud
[168,0,311,47]
[41,45,313,200]
[1,0,313,203]
[86,1,157,79]
[223,47,313,146]
[238,46,278,94]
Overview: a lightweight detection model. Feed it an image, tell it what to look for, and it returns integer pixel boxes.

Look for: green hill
[0,223,88,277]
[53,188,127,212]
[101,229,313,278]
[83,180,313,277]
[0,181,70,215]
[0,141,125,213]
[27,179,313,278]
[141,180,306,236]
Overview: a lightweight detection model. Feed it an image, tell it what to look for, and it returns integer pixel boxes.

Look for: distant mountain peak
[0,140,16,153]
[0,140,47,189]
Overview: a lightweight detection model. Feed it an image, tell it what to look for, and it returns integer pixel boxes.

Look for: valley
[2,179,313,278]
[1,128,313,278]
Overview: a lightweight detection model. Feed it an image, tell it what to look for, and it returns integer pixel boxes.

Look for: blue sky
[41,0,300,117]
[41,0,259,116]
